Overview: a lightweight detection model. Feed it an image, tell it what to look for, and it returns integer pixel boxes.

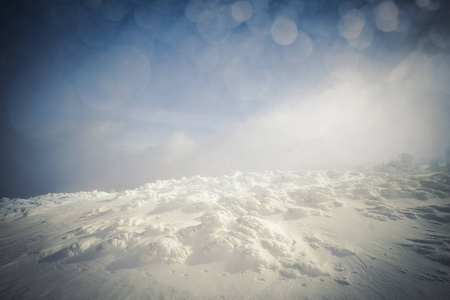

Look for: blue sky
[1,0,450,197]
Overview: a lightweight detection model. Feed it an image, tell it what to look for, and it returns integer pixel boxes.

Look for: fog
[1,0,449,198]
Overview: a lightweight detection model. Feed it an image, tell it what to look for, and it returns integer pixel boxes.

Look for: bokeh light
[427,0,441,11]
[395,10,411,33]
[347,22,374,50]
[196,7,238,42]
[338,9,366,40]
[231,1,253,23]
[416,0,430,8]
[270,19,298,46]
[375,1,399,32]
[185,0,208,23]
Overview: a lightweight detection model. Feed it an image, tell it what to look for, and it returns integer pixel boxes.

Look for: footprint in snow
[417,270,449,282]
[334,264,344,272]
[335,278,351,285]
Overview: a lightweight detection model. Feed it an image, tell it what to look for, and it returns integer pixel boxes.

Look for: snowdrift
[1,169,450,299]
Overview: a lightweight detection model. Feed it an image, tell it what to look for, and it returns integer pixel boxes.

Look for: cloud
[160,131,198,162]
[59,51,450,193]
[183,53,450,175]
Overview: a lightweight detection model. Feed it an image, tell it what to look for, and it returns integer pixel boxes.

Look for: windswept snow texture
[1,169,450,299]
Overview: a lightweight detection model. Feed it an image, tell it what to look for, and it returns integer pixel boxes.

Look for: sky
[1,0,449,198]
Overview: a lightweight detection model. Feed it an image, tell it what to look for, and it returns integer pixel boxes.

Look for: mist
[1,0,449,198]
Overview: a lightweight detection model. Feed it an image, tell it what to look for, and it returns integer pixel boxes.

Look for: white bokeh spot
[231,1,253,23]
[271,19,298,46]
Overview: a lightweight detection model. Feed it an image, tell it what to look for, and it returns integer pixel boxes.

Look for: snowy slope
[1,169,450,299]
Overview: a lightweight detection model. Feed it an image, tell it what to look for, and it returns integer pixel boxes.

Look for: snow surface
[1,168,450,299]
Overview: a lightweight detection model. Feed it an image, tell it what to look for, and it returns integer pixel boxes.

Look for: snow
[1,168,450,299]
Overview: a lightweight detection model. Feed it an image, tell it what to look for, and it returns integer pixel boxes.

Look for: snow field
[1,169,449,299]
